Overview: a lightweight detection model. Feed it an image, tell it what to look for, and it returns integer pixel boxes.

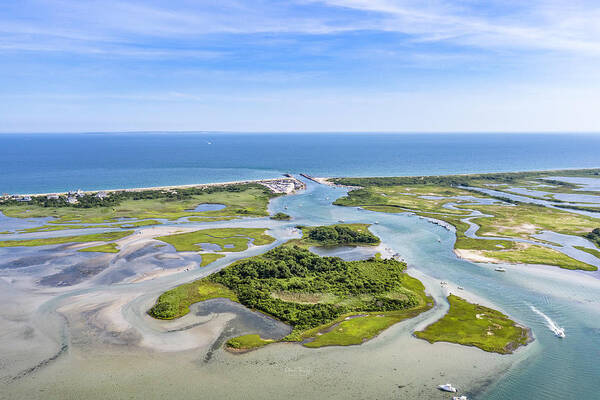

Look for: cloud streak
[1,0,600,56]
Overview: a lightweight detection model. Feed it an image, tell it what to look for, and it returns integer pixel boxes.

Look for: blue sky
[1,0,600,132]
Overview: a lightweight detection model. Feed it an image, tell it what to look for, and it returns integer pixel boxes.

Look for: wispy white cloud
[2,0,599,57]
[317,0,600,54]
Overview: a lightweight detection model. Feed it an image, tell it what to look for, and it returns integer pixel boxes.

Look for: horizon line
[1,130,600,135]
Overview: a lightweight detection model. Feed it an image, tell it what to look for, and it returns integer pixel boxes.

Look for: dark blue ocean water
[1,132,599,194]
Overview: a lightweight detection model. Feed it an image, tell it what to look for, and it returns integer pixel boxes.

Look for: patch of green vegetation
[117,220,161,228]
[150,244,431,347]
[0,230,133,248]
[0,184,276,224]
[78,243,120,253]
[226,334,274,351]
[415,295,530,354]
[199,253,226,267]
[574,246,600,259]
[416,213,517,251]
[303,307,430,348]
[148,226,434,349]
[585,228,600,248]
[301,224,380,247]
[208,246,426,337]
[483,244,597,271]
[331,168,600,189]
[187,216,237,222]
[17,219,161,234]
[17,224,112,233]
[148,280,238,319]
[155,228,274,252]
[270,212,291,220]
[465,203,598,240]
[334,186,471,216]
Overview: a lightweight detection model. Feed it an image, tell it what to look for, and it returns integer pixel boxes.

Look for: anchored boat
[438,383,458,393]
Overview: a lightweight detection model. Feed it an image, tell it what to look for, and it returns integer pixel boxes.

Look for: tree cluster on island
[306,225,379,246]
[150,245,421,334]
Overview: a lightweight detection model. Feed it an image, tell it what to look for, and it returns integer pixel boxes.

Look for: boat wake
[530,305,565,338]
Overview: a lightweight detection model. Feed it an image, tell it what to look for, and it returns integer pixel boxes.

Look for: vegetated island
[270,212,291,220]
[148,224,433,351]
[415,295,532,354]
[329,168,600,271]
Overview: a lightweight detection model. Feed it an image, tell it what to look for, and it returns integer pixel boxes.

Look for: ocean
[1,132,600,194]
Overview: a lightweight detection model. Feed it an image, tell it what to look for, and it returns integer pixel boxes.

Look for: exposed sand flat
[454,249,501,264]
[114,225,194,247]
[313,176,360,188]
[130,264,197,283]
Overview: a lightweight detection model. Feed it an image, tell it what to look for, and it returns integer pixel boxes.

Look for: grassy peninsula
[0,230,133,248]
[415,295,530,354]
[0,183,278,225]
[226,334,274,352]
[78,243,120,253]
[149,224,432,350]
[331,170,600,271]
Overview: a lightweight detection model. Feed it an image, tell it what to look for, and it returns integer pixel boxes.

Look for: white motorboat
[374,221,379,224]
[438,383,457,393]
[453,396,468,400]
[555,327,566,338]
[458,286,464,290]
[494,267,506,272]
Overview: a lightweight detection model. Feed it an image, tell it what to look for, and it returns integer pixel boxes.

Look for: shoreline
[14,177,306,197]
[12,165,600,197]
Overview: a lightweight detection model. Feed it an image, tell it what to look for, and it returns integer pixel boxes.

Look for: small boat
[458,286,464,290]
[374,221,379,224]
[494,267,506,272]
[555,327,566,338]
[338,220,345,223]
[437,239,441,242]
[453,396,468,400]
[438,383,457,393]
